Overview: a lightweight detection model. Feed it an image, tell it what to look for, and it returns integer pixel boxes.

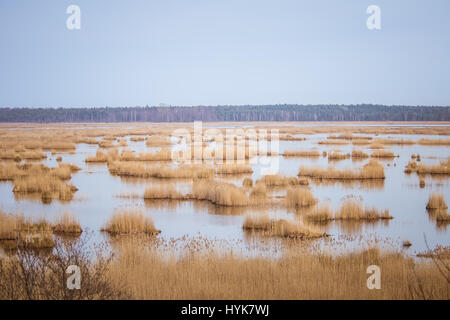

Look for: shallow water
[1,127,449,256]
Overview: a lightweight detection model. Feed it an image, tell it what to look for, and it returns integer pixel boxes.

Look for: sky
[0,0,449,108]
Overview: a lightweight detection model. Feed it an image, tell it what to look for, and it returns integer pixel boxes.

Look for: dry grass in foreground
[108,239,449,299]
[298,160,385,180]
[102,210,160,235]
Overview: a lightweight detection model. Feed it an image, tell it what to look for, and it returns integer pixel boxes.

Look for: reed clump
[85,149,119,163]
[242,213,324,239]
[304,204,333,222]
[242,178,253,188]
[258,175,307,187]
[143,184,187,200]
[283,150,320,157]
[242,212,271,230]
[426,193,448,210]
[418,139,450,146]
[216,164,253,174]
[328,151,350,160]
[318,139,350,145]
[335,199,392,220]
[13,176,78,201]
[351,149,369,159]
[405,158,450,175]
[146,136,172,147]
[108,162,214,179]
[370,150,397,158]
[102,210,161,235]
[250,182,267,198]
[52,212,82,234]
[286,187,317,207]
[298,160,385,180]
[193,180,249,206]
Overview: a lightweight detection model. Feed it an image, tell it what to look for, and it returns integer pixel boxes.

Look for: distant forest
[0,105,449,122]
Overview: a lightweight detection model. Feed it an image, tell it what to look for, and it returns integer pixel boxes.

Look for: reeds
[52,212,82,234]
[119,149,172,161]
[426,193,448,210]
[405,158,450,175]
[283,150,320,157]
[298,160,385,180]
[242,213,324,238]
[216,164,253,174]
[102,210,160,235]
[286,187,317,207]
[0,212,81,249]
[242,212,271,230]
[318,139,350,145]
[12,176,78,201]
[328,151,350,160]
[370,150,396,158]
[250,182,267,198]
[108,242,448,299]
[351,149,369,159]
[242,178,253,188]
[146,135,172,146]
[373,138,415,145]
[335,199,392,220]
[258,174,307,187]
[108,162,215,179]
[85,149,120,163]
[418,139,450,146]
[303,204,333,222]
[193,180,249,206]
[143,184,186,200]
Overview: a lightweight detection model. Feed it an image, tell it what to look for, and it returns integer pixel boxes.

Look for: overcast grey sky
[1,0,449,108]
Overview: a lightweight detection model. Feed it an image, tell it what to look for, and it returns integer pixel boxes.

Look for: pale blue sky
[0,0,449,107]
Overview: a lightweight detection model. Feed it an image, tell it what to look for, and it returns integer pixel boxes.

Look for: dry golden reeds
[102,210,160,235]
[298,160,385,180]
[328,151,350,160]
[370,150,397,158]
[426,193,448,210]
[242,178,253,188]
[146,135,172,147]
[351,149,369,159]
[108,162,214,179]
[258,175,307,187]
[286,187,317,207]
[405,158,450,175]
[303,204,333,222]
[193,180,249,206]
[418,139,450,146]
[216,164,253,174]
[143,184,186,200]
[283,150,320,157]
[52,212,82,234]
[335,199,392,220]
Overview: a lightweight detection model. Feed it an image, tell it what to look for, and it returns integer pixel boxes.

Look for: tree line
[0,104,449,122]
